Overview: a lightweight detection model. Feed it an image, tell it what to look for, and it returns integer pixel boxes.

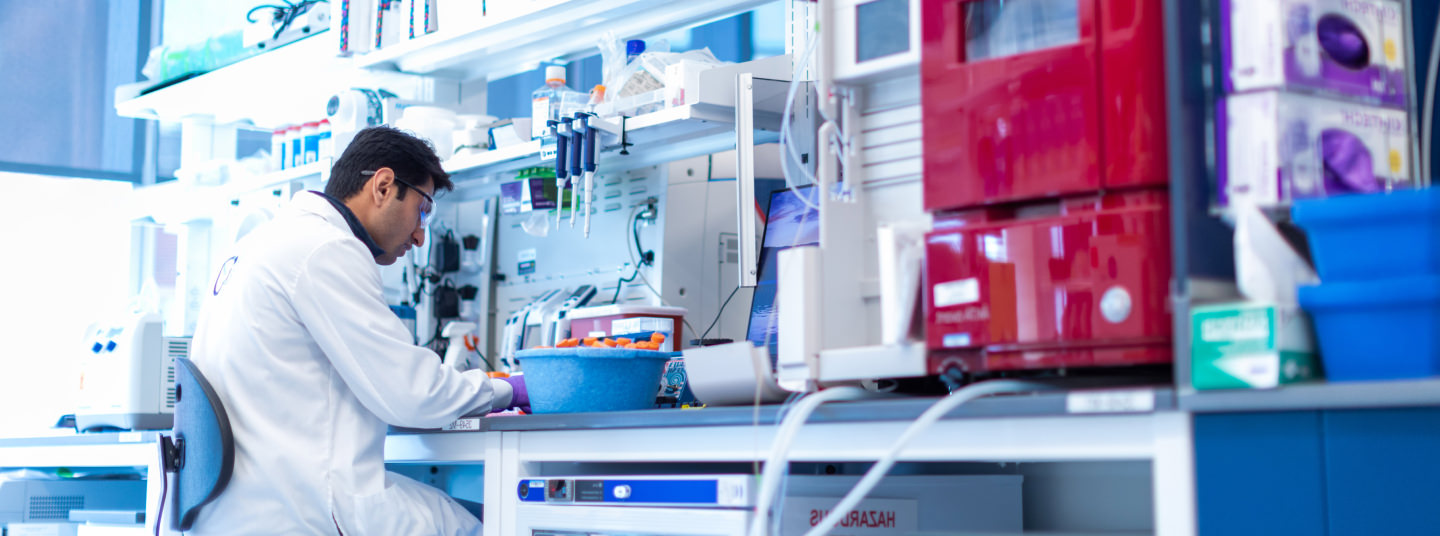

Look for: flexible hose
[803,380,1055,536]
[749,386,872,536]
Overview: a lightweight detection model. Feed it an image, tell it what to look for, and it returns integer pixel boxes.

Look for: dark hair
[325,126,453,201]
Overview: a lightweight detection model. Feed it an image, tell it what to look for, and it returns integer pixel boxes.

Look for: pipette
[556,118,574,227]
[568,114,584,231]
[580,113,598,237]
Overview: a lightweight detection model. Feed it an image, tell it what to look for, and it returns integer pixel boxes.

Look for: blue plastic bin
[516,347,678,413]
[1298,276,1440,382]
[1291,189,1440,281]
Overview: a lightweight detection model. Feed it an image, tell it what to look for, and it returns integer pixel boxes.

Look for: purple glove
[1320,128,1380,194]
[1317,15,1370,69]
[497,376,530,413]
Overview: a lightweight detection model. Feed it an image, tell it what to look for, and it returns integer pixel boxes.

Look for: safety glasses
[361,170,434,226]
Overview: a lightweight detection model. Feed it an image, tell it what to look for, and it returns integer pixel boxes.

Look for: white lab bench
[0,431,163,534]
[0,388,1195,535]
[386,387,1197,536]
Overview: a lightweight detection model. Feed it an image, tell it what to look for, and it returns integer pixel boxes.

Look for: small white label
[518,249,537,263]
[118,432,143,443]
[531,97,550,138]
[443,417,481,431]
[1216,354,1281,389]
[942,333,972,348]
[933,278,980,308]
[1099,286,1132,324]
[1066,389,1155,414]
[587,330,608,338]
[611,317,673,337]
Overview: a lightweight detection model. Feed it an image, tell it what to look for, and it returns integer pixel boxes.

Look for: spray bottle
[441,321,478,372]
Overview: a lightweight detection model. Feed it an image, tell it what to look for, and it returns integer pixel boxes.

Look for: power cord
[246,0,328,41]
[698,286,741,341]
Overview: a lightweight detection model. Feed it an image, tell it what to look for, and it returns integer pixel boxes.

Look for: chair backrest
[172,357,234,531]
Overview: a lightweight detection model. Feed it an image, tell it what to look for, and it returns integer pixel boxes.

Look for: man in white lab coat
[188,126,525,535]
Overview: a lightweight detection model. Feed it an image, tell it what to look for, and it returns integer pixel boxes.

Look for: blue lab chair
[161,357,234,531]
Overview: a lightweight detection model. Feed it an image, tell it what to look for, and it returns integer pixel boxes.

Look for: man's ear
[368,167,397,208]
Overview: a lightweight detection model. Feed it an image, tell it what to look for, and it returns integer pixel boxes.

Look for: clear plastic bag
[599,48,725,117]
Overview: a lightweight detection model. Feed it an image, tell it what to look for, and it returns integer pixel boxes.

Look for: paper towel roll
[683,342,791,406]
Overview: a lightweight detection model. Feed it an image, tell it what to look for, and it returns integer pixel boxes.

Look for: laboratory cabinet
[1195,407,1440,535]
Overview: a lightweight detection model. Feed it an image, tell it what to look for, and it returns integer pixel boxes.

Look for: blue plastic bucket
[1291,189,1440,281]
[1298,276,1440,382]
[516,347,677,413]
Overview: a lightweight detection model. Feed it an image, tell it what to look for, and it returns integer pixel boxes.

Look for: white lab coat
[187,192,509,535]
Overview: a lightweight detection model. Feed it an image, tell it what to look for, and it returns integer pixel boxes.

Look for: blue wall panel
[1323,407,1440,535]
[1194,412,1328,536]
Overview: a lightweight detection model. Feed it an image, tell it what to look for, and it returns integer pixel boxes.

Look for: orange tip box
[565,305,686,352]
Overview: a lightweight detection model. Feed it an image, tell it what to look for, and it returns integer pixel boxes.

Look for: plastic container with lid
[317,119,334,161]
[301,121,320,165]
[271,127,288,171]
[287,125,303,168]
[1299,275,1440,381]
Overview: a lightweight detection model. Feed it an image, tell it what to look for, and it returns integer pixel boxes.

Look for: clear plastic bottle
[271,127,288,171]
[530,66,586,139]
[317,119,334,161]
[626,39,646,64]
[287,125,303,169]
[301,121,320,164]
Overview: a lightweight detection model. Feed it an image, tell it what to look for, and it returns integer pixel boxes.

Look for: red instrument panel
[924,191,1173,373]
[921,0,1170,212]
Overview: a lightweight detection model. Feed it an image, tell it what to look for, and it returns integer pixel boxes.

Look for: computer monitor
[745,185,820,362]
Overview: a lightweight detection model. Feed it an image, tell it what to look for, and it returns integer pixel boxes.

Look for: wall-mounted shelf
[131,159,331,225]
[1182,378,1440,413]
[114,33,448,129]
[442,102,783,181]
[354,0,774,80]
[220,158,331,199]
[443,140,546,175]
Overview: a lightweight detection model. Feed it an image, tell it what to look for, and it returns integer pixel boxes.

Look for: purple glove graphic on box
[1218,91,1411,208]
[1223,0,1406,108]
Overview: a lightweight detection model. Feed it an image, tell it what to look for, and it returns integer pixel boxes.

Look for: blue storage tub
[1298,276,1440,382]
[516,347,678,413]
[1291,189,1440,281]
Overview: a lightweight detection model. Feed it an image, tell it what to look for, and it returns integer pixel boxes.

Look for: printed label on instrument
[942,333,972,348]
[1066,390,1155,414]
[518,249,537,275]
[933,278,980,308]
[443,417,481,431]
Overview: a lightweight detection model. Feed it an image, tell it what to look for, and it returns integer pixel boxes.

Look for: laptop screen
[745,186,820,362]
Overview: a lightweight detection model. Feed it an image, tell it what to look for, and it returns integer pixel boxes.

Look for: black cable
[471,347,495,373]
[247,0,327,41]
[613,209,647,304]
[612,263,641,304]
[699,285,741,341]
[632,209,653,266]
